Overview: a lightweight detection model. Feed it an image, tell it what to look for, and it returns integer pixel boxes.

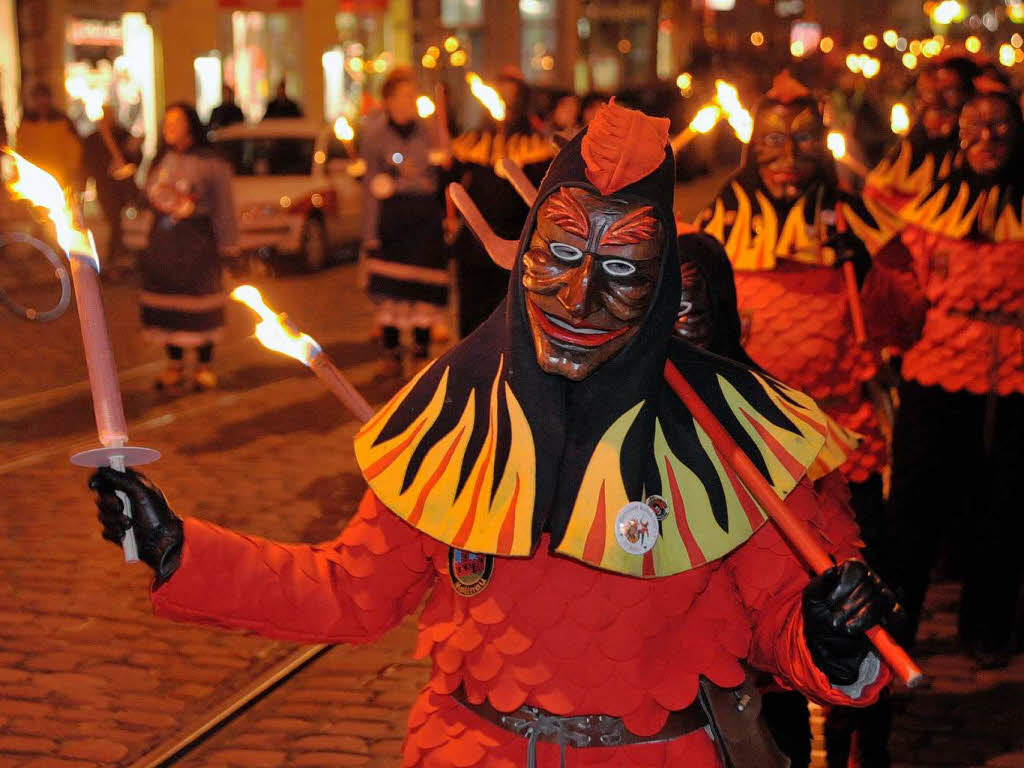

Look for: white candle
[67,235,139,563]
[68,247,129,447]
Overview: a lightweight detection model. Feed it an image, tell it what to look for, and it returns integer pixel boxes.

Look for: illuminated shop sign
[67,18,122,46]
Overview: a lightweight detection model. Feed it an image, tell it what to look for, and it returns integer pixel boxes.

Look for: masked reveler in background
[863,55,980,218]
[449,66,555,338]
[90,102,907,768]
[864,76,1024,675]
[695,71,892,768]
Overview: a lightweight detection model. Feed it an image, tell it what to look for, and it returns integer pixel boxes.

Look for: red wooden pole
[663,361,925,688]
[835,203,869,346]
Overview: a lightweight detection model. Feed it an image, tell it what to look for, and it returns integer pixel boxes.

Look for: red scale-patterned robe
[152,472,888,767]
[698,179,887,483]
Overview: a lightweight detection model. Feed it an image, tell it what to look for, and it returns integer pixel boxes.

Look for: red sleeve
[723,473,892,707]
[150,490,436,644]
[861,236,928,351]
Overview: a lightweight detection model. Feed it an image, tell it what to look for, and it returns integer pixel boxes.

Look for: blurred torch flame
[714,80,753,143]
[417,95,436,118]
[827,131,847,160]
[333,115,355,142]
[466,73,506,121]
[230,285,322,365]
[689,105,721,134]
[2,147,95,263]
[890,103,910,134]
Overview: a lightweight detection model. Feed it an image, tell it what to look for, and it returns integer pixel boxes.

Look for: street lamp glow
[846,53,862,73]
[883,29,899,47]
[903,52,919,69]
[443,36,460,53]
[1000,43,1016,66]
[790,39,805,57]
[864,34,879,50]
[820,36,835,53]
[931,0,964,25]
[677,72,693,91]
[965,35,982,53]
[861,56,881,78]
[750,31,765,46]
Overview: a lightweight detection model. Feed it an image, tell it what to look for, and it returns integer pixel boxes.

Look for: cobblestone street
[0,183,1022,767]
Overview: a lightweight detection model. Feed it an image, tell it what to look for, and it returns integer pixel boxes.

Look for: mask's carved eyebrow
[544,188,590,239]
[599,206,658,246]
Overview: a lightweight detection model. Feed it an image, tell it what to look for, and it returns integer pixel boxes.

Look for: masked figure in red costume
[90,103,904,767]
[864,77,1024,672]
[695,71,896,768]
[864,55,979,219]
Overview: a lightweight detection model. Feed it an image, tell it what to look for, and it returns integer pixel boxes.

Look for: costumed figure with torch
[863,54,980,219]
[449,66,555,337]
[89,102,919,768]
[863,75,1024,675]
[357,67,449,378]
[695,71,897,768]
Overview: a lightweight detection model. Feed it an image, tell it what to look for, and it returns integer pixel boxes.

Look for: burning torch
[827,131,870,178]
[230,286,374,423]
[3,148,159,563]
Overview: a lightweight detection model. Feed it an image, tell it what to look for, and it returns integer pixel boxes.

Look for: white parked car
[122,119,365,271]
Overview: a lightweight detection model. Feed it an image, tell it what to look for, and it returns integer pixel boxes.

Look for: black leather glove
[89,467,184,588]
[827,231,871,286]
[802,560,909,686]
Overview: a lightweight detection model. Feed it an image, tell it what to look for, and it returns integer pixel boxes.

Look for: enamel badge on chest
[614,501,659,555]
[448,548,494,597]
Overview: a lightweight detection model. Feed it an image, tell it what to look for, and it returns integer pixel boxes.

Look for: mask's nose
[557,253,598,318]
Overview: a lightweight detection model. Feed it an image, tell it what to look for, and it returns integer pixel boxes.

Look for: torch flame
[688,105,721,134]
[827,131,847,160]
[417,95,436,118]
[230,285,322,365]
[890,103,910,135]
[466,73,506,121]
[333,115,355,142]
[714,80,753,143]
[2,147,95,261]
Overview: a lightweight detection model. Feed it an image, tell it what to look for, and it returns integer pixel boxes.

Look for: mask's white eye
[549,242,584,262]
[678,301,693,314]
[602,259,636,277]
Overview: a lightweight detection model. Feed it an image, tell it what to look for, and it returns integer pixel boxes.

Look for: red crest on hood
[581,100,670,195]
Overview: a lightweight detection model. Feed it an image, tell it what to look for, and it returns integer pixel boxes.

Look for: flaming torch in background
[466,73,506,121]
[2,148,159,562]
[671,104,721,153]
[714,80,754,144]
[890,103,910,135]
[827,131,869,177]
[230,286,374,423]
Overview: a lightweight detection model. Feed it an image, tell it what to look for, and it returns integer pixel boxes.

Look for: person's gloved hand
[802,559,909,686]
[89,467,183,587]
[828,231,871,285]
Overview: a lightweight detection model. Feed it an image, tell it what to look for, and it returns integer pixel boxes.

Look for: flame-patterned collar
[696,176,883,270]
[354,343,838,578]
[896,177,1024,241]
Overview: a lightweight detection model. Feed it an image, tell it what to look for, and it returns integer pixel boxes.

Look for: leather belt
[451,686,708,768]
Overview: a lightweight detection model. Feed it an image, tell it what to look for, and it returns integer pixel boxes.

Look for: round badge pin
[644,494,669,521]
[614,501,659,556]
[448,548,495,597]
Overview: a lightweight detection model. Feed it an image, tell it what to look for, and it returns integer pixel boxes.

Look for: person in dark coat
[140,103,238,391]
[359,67,448,376]
[82,106,142,263]
[207,85,245,132]
[262,81,302,120]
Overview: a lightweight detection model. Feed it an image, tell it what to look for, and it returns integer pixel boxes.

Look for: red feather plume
[581,100,670,196]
